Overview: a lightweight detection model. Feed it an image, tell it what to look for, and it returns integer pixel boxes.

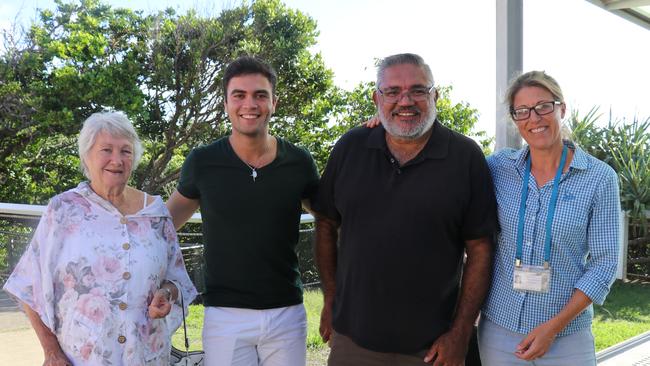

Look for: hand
[424,329,469,366]
[515,321,558,361]
[43,348,72,366]
[148,288,172,319]
[363,115,381,128]
[319,301,333,343]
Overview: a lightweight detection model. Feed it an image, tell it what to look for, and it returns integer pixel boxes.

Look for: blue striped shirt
[481,141,620,336]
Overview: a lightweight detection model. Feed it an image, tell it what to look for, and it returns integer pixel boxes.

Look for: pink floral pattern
[3,182,198,365]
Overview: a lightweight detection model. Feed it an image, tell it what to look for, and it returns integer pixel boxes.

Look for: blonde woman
[478,71,620,366]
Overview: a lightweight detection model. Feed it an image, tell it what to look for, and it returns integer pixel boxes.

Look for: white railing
[0,202,315,224]
[0,202,646,280]
[618,210,650,280]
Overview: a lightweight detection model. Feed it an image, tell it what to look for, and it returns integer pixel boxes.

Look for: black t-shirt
[177,136,319,309]
[313,122,497,354]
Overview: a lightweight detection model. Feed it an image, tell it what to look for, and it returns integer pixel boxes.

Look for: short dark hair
[222,56,277,100]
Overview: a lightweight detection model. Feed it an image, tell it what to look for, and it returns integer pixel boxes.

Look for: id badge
[513,264,551,293]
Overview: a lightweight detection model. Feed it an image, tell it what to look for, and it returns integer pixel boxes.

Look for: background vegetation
[0,0,488,206]
[1,0,648,361]
[570,108,650,279]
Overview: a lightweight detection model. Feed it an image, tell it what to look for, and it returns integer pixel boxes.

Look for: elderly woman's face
[512,86,565,152]
[85,132,134,189]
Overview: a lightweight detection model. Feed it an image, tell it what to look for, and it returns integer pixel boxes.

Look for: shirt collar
[73,181,167,218]
[366,120,450,160]
[511,140,590,172]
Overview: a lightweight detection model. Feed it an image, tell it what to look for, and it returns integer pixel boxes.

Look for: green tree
[0,0,336,202]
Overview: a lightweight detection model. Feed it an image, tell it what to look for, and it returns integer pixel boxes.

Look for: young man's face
[224,73,278,138]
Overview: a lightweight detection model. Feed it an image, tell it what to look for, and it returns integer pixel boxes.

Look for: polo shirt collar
[366,120,449,160]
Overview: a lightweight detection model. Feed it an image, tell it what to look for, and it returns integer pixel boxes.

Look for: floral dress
[3,182,198,365]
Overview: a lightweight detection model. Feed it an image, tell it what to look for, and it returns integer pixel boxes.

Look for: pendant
[251,169,257,182]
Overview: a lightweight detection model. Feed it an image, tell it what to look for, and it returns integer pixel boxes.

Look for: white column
[496,0,523,150]
[617,210,628,280]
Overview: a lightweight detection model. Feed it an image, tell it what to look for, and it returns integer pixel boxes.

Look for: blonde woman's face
[512,86,566,152]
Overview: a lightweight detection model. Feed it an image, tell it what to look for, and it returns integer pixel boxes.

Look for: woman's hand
[148,287,173,319]
[43,347,72,366]
[515,320,559,361]
[363,115,381,128]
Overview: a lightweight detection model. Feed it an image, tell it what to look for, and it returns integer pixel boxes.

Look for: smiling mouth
[240,114,260,119]
[393,109,420,117]
[530,126,548,134]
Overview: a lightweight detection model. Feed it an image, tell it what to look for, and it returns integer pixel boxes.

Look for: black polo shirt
[314,121,497,354]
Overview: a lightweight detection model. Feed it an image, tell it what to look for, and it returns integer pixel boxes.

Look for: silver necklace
[242,161,258,182]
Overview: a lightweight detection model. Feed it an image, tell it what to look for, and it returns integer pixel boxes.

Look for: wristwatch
[160,280,180,302]
[159,286,173,302]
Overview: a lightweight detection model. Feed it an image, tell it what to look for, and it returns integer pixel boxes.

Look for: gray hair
[376,53,435,87]
[78,111,143,179]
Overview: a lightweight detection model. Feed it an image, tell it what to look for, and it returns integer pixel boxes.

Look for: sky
[2,0,650,139]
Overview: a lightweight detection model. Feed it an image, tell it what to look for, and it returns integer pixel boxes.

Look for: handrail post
[617,210,629,280]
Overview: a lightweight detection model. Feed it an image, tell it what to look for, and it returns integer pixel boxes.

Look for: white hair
[78,111,143,179]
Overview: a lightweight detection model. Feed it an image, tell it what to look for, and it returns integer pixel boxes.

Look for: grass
[173,281,650,357]
[592,280,650,350]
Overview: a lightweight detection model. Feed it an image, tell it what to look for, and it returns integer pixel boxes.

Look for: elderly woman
[478,71,620,365]
[3,111,197,365]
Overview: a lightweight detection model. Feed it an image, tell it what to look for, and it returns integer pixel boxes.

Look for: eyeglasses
[376,85,435,103]
[510,101,562,121]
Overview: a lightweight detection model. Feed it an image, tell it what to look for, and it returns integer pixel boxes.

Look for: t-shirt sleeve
[461,144,498,241]
[177,149,200,199]
[311,142,343,223]
[301,150,320,202]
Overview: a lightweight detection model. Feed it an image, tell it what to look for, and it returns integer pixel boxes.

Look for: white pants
[202,304,307,366]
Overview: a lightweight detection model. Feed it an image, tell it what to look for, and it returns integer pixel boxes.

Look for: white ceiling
[586,0,650,30]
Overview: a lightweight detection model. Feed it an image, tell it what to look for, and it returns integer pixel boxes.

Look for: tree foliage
[570,108,650,232]
[0,0,489,204]
[0,0,335,201]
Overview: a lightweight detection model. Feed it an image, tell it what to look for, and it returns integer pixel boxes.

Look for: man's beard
[379,105,437,140]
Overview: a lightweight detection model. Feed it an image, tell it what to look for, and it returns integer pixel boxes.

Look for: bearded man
[313,53,497,366]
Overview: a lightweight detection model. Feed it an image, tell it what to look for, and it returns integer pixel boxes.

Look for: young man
[314,53,497,366]
[167,56,319,366]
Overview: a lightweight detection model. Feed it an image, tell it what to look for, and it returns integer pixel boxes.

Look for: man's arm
[166,190,200,230]
[314,213,340,343]
[424,236,493,366]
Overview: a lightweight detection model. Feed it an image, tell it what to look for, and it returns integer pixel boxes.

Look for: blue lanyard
[515,145,568,268]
